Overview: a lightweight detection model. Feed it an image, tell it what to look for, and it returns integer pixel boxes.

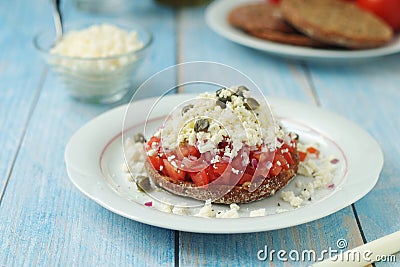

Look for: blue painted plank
[0,0,177,266]
[0,0,50,197]
[177,7,315,104]
[306,56,400,266]
[180,208,364,267]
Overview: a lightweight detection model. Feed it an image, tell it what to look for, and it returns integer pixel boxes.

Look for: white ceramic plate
[65,94,383,233]
[205,0,400,61]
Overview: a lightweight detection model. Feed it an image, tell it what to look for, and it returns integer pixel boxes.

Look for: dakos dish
[142,86,300,204]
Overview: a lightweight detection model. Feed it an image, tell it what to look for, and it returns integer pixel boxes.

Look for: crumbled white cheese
[172,206,189,216]
[160,204,173,213]
[195,200,216,218]
[297,150,336,190]
[210,155,220,164]
[280,191,303,207]
[50,24,144,71]
[231,168,239,175]
[123,138,147,180]
[167,155,176,161]
[249,208,266,217]
[159,87,285,159]
[146,149,156,156]
[171,161,178,169]
[216,203,240,218]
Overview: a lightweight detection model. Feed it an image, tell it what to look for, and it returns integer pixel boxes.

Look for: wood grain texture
[306,57,400,266]
[0,0,50,201]
[179,208,364,266]
[0,0,177,266]
[177,8,315,104]
[1,0,400,266]
[176,6,365,267]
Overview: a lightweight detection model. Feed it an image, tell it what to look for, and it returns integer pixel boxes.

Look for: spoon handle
[52,0,63,40]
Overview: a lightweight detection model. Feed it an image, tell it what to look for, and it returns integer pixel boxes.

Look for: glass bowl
[34,19,152,104]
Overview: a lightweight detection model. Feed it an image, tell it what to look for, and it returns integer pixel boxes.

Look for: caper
[194,118,209,132]
[238,85,249,92]
[215,87,225,96]
[218,96,231,104]
[136,176,151,192]
[216,99,226,109]
[244,97,260,110]
[236,85,249,97]
[133,133,146,143]
[181,104,194,116]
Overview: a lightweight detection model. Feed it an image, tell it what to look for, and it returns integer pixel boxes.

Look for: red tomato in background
[268,0,281,4]
[357,0,400,31]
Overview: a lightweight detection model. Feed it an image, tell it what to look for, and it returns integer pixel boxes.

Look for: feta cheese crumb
[50,24,144,71]
[231,168,239,175]
[216,203,240,218]
[195,200,216,218]
[276,208,289,213]
[280,191,303,207]
[250,208,266,217]
[167,155,176,161]
[160,204,173,213]
[172,206,189,216]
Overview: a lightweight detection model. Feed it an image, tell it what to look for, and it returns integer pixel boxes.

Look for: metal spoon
[52,0,63,43]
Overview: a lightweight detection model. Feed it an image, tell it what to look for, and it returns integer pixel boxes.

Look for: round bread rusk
[249,29,329,48]
[281,0,393,49]
[228,2,329,48]
[228,3,296,33]
[145,150,299,204]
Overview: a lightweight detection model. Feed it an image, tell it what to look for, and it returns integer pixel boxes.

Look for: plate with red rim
[65,94,383,233]
[205,0,400,62]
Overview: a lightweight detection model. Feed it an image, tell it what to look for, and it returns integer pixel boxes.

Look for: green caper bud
[236,85,249,97]
[133,133,146,143]
[216,87,225,96]
[136,176,151,192]
[244,97,260,110]
[238,85,249,91]
[216,99,226,109]
[181,104,194,116]
[194,118,210,132]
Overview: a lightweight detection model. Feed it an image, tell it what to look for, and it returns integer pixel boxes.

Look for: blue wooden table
[1,0,399,266]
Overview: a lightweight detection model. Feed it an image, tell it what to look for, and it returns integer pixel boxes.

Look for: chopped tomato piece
[274,153,288,170]
[179,144,200,158]
[163,159,186,181]
[205,166,218,182]
[148,136,161,148]
[306,146,320,157]
[281,143,294,153]
[282,151,294,165]
[250,151,261,161]
[148,155,163,172]
[298,151,307,162]
[269,165,282,177]
[212,162,229,176]
[189,169,209,186]
[245,165,255,176]
[238,173,253,185]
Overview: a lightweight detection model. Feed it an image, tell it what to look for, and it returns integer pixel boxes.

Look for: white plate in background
[205,0,400,61]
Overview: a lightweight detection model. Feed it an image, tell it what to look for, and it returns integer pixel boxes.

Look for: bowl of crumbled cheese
[34,19,152,104]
